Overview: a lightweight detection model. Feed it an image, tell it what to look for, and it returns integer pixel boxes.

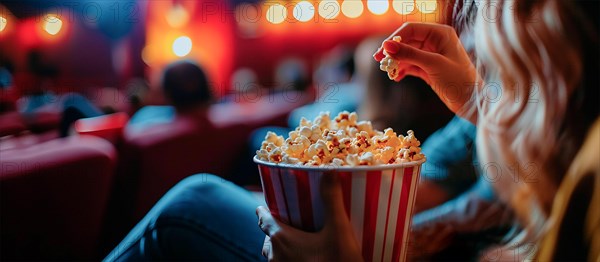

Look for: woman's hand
[373,22,479,115]
[256,173,362,262]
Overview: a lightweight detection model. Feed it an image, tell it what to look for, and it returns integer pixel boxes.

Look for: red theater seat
[0,136,116,260]
[0,112,27,137]
[23,111,61,133]
[117,114,251,221]
[75,112,129,144]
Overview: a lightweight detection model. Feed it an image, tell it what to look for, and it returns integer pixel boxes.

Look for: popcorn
[256,111,425,166]
[380,36,402,80]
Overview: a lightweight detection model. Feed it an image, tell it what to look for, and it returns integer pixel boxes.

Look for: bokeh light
[367,0,389,15]
[415,0,437,14]
[172,36,192,57]
[141,45,153,66]
[293,1,315,22]
[0,16,7,32]
[392,0,415,15]
[341,0,364,18]
[266,4,287,24]
[318,0,341,19]
[43,15,63,35]
[166,4,190,28]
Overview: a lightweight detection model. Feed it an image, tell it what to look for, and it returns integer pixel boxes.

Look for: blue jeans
[104,174,266,261]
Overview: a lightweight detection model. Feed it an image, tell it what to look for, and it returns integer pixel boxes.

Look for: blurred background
[0,0,452,260]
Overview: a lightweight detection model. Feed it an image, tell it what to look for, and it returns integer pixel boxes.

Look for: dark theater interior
[0,0,598,261]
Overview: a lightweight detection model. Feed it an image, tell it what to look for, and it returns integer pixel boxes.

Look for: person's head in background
[274,58,309,92]
[125,78,150,115]
[161,60,213,112]
[463,0,598,249]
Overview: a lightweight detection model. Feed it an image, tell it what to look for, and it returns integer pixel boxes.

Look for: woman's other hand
[374,22,478,115]
[256,173,362,262]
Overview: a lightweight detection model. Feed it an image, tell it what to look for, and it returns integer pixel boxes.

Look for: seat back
[74,112,129,144]
[0,136,116,260]
[115,115,250,223]
[0,112,27,137]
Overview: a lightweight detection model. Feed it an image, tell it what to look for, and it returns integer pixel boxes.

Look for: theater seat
[0,112,27,137]
[74,112,129,144]
[0,136,116,260]
[116,114,251,222]
[23,111,61,133]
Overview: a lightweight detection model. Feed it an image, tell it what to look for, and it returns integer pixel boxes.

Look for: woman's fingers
[373,48,386,61]
[373,22,453,61]
[262,236,272,259]
[256,206,280,237]
[394,66,431,84]
[383,40,446,72]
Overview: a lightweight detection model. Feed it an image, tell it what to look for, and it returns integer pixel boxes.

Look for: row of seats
[0,91,310,260]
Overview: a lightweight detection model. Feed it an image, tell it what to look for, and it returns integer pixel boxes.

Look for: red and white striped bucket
[254,156,425,262]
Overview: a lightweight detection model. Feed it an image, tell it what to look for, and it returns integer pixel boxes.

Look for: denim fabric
[420,116,479,198]
[105,174,266,262]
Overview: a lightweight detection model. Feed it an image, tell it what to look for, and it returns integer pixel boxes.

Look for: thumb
[320,172,348,227]
[383,40,445,72]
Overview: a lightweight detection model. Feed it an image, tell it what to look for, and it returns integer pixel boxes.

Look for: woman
[259,0,598,260]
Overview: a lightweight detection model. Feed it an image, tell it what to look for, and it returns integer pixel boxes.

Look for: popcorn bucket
[254,156,425,262]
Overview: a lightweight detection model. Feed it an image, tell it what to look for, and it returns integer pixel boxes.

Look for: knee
[160,174,234,207]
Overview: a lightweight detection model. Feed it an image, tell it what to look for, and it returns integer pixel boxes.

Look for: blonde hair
[471,0,594,254]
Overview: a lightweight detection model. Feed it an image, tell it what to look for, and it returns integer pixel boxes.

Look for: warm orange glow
[141,45,153,66]
[0,16,7,32]
[145,0,234,97]
[43,15,62,35]
[166,4,190,28]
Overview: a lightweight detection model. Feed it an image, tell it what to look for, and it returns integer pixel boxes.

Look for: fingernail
[383,40,399,54]
[374,47,382,56]
[373,51,385,61]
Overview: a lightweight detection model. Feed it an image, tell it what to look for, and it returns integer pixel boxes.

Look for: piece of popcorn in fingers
[380,36,403,80]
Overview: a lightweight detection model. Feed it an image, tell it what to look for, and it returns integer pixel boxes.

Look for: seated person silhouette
[127,60,212,133]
